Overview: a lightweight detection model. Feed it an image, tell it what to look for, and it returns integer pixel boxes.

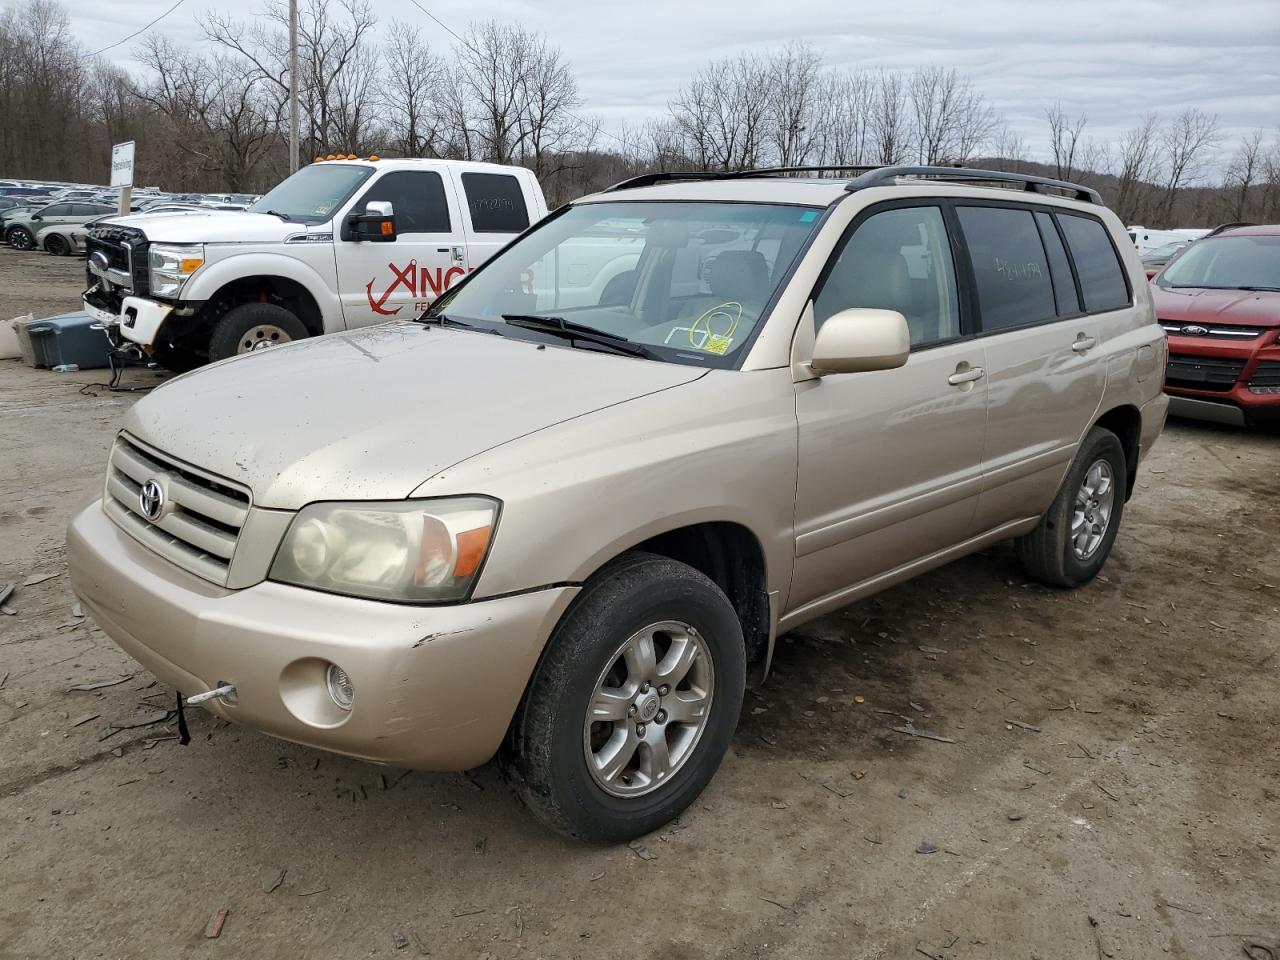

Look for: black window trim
[947,197,1133,340]
[807,196,977,354]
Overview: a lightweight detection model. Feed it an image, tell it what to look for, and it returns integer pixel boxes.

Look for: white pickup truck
[82,158,548,369]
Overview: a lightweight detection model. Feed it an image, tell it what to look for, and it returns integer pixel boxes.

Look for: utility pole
[289,0,300,173]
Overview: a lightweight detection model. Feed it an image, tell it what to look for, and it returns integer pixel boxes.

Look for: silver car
[67,165,1168,840]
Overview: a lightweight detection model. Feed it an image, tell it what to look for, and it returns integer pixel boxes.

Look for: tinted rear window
[461,173,530,233]
[1058,214,1129,312]
[957,206,1056,331]
[1035,211,1080,316]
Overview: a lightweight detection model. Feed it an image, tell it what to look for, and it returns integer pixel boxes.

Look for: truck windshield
[1159,235,1280,291]
[429,200,824,368]
[249,164,375,224]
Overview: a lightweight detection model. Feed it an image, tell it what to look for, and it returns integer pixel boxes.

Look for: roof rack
[605,164,1101,205]
[844,166,1101,204]
[604,166,880,192]
[1204,221,1255,237]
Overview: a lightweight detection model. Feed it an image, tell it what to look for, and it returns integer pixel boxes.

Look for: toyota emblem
[138,479,164,522]
[1181,324,1208,336]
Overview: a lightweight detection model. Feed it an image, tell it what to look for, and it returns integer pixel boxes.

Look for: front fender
[181,252,340,328]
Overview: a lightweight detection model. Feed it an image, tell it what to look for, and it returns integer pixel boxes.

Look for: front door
[790,203,988,617]
[336,169,466,327]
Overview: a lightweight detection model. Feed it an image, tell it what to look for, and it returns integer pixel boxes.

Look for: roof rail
[604,165,881,192]
[845,166,1102,204]
[1204,221,1256,237]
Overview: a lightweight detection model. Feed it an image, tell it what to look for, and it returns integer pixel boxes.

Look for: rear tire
[208,302,308,362]
[1016,426,1127,588]
[503,552,746,842]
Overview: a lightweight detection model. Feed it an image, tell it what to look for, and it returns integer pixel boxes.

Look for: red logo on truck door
[366,259,470,315]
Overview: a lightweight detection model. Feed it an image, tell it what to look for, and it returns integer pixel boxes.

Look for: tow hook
[185,683,237,706]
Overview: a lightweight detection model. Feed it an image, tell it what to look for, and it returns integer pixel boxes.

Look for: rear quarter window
[461,173,530,234]
[1057,214,1130,312]
[957,205,1057,332]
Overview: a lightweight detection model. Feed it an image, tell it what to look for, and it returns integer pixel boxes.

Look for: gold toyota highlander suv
[67,166,1168,841]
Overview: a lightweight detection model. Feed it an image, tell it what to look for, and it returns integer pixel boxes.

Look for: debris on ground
[1005,719,1041,732]
[21,571,60,587]
[69,713,99,727]
[66,676,133,692]
[627,839,657,861]
[916,841,939,854]
[204,908,228,939]
[392,932,409,950]
[892,723,956,743]
[262,868,287,894]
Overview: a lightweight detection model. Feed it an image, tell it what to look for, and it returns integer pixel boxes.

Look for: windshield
[1144,242,1186,259]
[249,164,375,224]
[431,200,823,367]
[1158,235,1280,290]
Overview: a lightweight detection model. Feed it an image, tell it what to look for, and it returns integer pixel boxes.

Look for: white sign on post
[110,141,135,188]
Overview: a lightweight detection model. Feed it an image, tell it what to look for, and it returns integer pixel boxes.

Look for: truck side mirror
[347,201,396,242]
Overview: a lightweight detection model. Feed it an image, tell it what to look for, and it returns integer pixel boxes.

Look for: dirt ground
[0,247,1276,960]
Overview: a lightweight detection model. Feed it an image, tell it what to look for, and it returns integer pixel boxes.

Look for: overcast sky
[66,0,1280,171]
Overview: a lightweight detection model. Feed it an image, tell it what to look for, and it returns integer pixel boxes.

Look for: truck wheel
[8,226,34,251]
[1016,426,1127,588]
[44,233,69,256]
[209,303,308,362]
[503,552,746,842]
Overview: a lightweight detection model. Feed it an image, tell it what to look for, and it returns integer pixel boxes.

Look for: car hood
[122,322,707,509]
[1151,286,1280,328]
[100,210,309,244]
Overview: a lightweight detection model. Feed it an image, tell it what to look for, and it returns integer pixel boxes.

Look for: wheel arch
[1092,404,1142,501]
[196,274,325,336]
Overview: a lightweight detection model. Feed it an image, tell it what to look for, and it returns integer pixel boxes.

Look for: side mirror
[31,213,42,221]
[347,201,396,242]
[810,308,910,375]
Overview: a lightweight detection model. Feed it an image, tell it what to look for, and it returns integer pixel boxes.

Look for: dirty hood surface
[123,322,706,509]
[1151,286,1280,328]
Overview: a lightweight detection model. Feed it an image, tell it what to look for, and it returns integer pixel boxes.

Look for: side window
[1034,211,1080,316]
[814,205,960,347]
[957,206,1056,331]
[461,173,530,234]
[41,204,70,217]
[356,171,450,234]
[1057,214,1130,312]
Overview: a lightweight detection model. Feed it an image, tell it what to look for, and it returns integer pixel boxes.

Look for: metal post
[288,0,300,173]
[117,185,132,217]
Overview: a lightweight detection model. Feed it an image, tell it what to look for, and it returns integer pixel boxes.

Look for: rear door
[955,203,1108,532]
[334,168,464,327]
[454,169,534,270]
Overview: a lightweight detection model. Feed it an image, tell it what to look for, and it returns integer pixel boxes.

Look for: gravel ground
[0,247,1276,960]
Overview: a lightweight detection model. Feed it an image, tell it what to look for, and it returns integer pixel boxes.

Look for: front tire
[208,302,308,362]
[8,226,34,251]
[504,552,746,842]
[1016,426,1127,588]
[44,233,69,256]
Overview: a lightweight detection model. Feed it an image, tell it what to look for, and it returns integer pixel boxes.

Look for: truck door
[453,170,534,270]
[335,169,465,327]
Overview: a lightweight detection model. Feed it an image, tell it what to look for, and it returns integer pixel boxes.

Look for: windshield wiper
[1235,285,1280,292]
[501,314,661,360]
[259,209,296,222]
[418,313,477,329]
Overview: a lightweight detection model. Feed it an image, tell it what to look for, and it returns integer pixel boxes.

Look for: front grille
[103,435,250,585]
[1250,360,1280,389]
[84,224,149,313]
[1165,353,1247,392]
[1160,320,1266,340]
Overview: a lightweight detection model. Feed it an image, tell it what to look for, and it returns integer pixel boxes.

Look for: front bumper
[82,296,173,348]
[67,501,577,770]
[1164,333,1280,424]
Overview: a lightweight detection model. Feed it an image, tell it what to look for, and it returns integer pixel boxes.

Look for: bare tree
[765,42,823,167]
[1223,128,1266,221]
[870,71,911,165]
[1046,101,1089,180]
[908,66,995,164]
[670,52,769,170]
[380,23,445,157]
[1159,108,1220,221]
[989,125,1030,172]
[1113,114,1162,224]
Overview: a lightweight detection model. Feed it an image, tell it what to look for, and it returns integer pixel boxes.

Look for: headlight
[269,497,500,603]
[148,243,204,298]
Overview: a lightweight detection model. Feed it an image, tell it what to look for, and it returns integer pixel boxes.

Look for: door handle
[1072,334,1097,353]
[948,366,985,386]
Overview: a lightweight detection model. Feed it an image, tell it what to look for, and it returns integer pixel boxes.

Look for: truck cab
[82,158,548,369]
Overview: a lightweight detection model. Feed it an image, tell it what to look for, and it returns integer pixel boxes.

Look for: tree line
[2,0,1278,224]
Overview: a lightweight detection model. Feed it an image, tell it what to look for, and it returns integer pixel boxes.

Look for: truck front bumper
[83,296,172,349]
[67,501,577,770]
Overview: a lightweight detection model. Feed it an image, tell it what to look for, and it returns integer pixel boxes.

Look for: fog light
[325,663,354,710]
[1249,385,1280,394]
